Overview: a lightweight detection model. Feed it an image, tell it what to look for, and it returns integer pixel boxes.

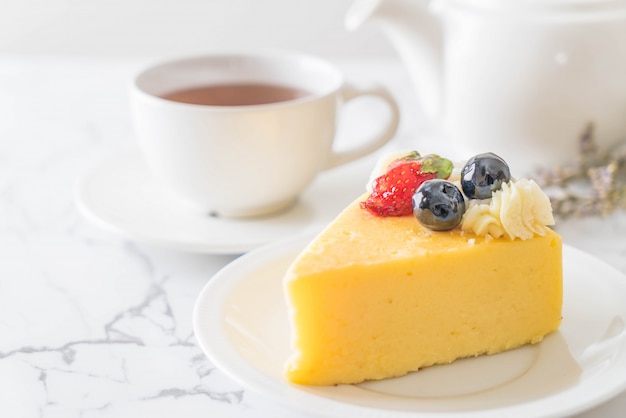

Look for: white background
[0,0,393,58]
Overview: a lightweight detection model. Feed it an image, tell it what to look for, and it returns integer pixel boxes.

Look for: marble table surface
[1,54,625,418]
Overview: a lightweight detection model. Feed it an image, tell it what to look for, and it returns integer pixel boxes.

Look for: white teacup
[130,52,400,217]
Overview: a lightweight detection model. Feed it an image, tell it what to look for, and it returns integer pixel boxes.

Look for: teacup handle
[326,83,400,169]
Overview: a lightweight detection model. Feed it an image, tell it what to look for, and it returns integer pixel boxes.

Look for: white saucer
[193,235,626,418]
[75,151,373,254]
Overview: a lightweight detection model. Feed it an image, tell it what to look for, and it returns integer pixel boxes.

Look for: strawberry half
[360,153,453,217]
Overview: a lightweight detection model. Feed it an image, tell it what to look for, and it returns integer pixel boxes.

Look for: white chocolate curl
[461,179,555,240]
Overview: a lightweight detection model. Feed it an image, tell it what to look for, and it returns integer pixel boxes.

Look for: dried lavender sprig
[533,124,626,218]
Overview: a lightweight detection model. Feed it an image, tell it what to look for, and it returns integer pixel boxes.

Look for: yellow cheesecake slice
[283,194,562,386]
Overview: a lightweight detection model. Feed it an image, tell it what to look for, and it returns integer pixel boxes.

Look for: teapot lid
[449,0,626,20]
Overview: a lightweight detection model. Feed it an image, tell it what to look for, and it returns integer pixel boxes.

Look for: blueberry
[461,152,511,199]
[412,179,466,231]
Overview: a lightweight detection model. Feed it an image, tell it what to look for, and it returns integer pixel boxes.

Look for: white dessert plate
[75,151,373,254]
[193,235,626,418]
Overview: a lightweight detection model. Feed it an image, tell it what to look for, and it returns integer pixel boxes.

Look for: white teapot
[347,0,626,173]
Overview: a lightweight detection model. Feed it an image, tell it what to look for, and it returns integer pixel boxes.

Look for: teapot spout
[346,0,443,120]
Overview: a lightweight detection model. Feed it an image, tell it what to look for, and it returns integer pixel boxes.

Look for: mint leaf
[420,154,453,179]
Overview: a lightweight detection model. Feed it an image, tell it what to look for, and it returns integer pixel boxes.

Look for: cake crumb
[467,238,475,245]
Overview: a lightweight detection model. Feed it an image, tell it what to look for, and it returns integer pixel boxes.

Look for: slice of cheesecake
[283,194,562,386]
